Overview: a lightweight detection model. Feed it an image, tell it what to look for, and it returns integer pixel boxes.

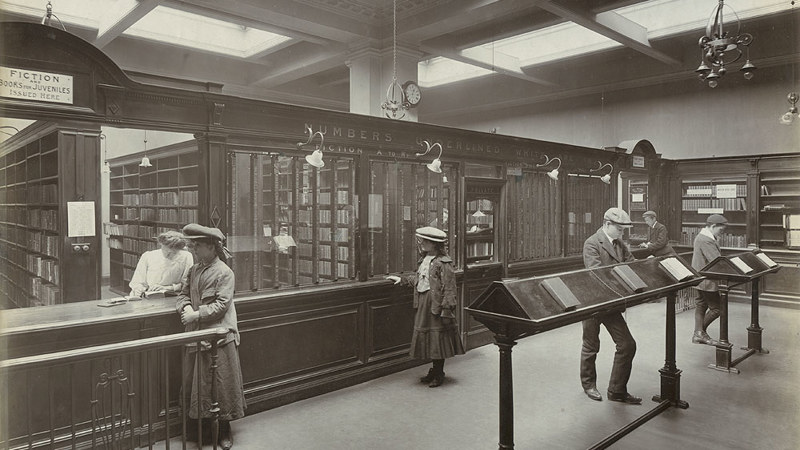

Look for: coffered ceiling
[1,0,798,124]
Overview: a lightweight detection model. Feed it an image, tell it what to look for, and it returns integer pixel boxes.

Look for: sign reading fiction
[0,66,73,104]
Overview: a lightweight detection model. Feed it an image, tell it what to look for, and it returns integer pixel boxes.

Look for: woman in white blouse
[129,230,194,297]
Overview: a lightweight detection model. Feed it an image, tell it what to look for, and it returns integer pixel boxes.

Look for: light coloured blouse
[129,249,194,296]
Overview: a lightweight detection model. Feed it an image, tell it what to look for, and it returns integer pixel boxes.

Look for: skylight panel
[495,23,621,67]
[614,0,789,39]
[417,57,494,88]
[123,6,291,58]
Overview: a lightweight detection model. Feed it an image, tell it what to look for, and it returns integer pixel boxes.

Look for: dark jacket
[583,227,635,269]
[645,222,676,256]
[402,254,458,318]
[692,231,721,292]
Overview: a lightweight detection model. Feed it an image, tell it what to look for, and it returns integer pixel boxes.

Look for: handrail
[0,328,228,373]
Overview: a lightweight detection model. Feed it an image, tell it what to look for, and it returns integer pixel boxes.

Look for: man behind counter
[638,210,676,256]
[580,207,641,405]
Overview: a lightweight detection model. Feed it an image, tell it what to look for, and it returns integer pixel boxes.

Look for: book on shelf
[612,265,648,293]
[659,257,694,282]
[540,277,581,311]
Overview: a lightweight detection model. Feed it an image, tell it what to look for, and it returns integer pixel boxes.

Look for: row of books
[0,185,57,204]
[679,226,748,248]
[123,252,140,267]
[107,223,179,239]
[317,209,353,224]
[294,259,351,278]
[26,230,59,257]
[684,184,746,197]
[295,226,351,242]
[26,254,59,285]
[467,241,494,258]
[30,276,60,305]
[122,237,158,254]
[121,191,199,206]
[27,208,59,231]
[682,197,746,211]
[26,183,58,204]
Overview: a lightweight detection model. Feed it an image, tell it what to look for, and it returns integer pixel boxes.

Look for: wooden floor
[169,301,799,449]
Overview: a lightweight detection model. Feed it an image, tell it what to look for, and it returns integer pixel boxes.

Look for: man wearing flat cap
[690,214,728,346]
[580,207,641,405]
[638,211,676,257]
[177,224,244,450]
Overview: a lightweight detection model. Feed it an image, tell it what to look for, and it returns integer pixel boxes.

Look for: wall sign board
[0,66,74,104]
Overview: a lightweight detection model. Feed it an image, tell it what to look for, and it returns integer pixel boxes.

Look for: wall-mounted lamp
[416,140,444,173]
[590,162,614,184]
[297,126,326,168]
[100,134,111,173]
[537,155,562,181]
[0,125,20,138]
[780,92,799,125]
[139,130,152,167]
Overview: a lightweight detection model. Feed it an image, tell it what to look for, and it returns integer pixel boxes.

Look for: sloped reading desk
[699,250,781,374]
[466,256,703,450]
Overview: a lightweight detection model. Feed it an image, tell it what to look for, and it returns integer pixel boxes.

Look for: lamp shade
[305,149,325,168]
[427,158,442,173]
[139,156,152,167]
[547,168,559,181]
[600,174,611,184]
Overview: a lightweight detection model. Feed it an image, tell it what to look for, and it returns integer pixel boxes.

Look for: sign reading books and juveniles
[0,66,73,104]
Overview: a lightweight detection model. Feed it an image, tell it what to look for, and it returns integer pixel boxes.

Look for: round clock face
[403,81,421,106]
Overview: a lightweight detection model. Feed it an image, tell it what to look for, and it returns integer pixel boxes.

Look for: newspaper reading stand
[698,250,781,374]
[466,256,703,450]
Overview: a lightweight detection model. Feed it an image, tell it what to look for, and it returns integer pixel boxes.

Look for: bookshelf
[759,174,800,250]
[627,179,649,245]
[680,180,747,248]
[107,141,199,294]
[465,198,495,263]
[0,124,101,308]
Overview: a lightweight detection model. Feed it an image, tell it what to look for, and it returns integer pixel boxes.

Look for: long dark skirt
[182,342,246,420]
[409,290,465,360]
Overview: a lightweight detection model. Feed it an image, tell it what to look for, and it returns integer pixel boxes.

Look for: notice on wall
[632,155,645,168]
[0,66,74,104]
[68,201,95,237]
[716,184,737,199]
[632,193,644,202]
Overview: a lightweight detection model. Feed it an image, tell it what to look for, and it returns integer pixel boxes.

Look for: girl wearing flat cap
[177,223,244,450]
[387,226,465,387]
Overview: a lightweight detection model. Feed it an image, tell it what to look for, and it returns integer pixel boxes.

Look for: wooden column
[195,132,228,232]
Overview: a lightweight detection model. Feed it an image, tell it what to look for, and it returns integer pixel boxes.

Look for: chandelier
[695,0,755,88]
[380,0,409,119]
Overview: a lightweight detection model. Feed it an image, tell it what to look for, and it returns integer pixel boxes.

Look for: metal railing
[0,328,228,450]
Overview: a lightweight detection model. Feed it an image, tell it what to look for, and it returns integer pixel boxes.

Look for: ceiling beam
[249,47,349,88]
[94,0,162,48]
[537,0,681,66]
[420,42,558,87]
[399,0,544,43]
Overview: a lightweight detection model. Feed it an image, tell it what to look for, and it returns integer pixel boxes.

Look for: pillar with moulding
[346,42,422,121]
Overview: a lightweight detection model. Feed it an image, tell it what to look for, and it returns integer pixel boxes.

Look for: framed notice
[67,201,96,237]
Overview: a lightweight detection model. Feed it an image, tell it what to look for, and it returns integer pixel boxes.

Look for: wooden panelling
[367,296,415,359]
[239,304,362,383]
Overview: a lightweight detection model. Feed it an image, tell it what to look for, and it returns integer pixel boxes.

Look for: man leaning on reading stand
[691,214,728,346]
[580,207,641,405]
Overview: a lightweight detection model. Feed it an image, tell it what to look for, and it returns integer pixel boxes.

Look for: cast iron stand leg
[495,334,517,450]
[741,278,769,354]
[652,292,688,408]
[708,284,739,373]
